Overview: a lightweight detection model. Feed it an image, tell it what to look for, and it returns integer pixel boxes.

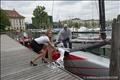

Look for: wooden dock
[1,34,82,80]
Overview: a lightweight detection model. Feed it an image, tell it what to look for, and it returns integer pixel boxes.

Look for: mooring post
[110,15,120,80]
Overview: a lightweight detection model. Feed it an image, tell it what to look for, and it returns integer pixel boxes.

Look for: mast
[99,0,106,40]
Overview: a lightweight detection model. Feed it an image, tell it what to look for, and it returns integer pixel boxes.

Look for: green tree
[74,22,79,29]
[0,9,11,31]
[68,20,73,28]
[32,6,50,29]
[84,22,89,28]
[78,22,82,28]
[58,20,62,28]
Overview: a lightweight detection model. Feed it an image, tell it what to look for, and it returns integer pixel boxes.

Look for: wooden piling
[110,15,120,80]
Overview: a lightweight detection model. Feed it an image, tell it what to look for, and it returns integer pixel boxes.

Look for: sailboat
[60,0,110,78]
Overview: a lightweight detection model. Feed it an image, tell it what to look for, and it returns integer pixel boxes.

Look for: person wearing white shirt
[57,24,72,49]
[30,29,56,66]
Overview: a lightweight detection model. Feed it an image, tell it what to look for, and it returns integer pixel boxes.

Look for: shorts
[31,40,44,53]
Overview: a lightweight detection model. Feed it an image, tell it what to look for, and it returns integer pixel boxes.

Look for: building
[83,19,99,28]
[4,9,26,30]
[61,18,99,28]
[71,18,83,23]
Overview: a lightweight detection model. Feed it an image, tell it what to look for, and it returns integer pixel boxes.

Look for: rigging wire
[95,0,100,28]
[95,0,99,19]
[91,1,99,27]
[52,0,54,18]
[51,0,54,28]
[91,1,94,28]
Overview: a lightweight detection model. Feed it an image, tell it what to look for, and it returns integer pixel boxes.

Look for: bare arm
[48,41,56,50]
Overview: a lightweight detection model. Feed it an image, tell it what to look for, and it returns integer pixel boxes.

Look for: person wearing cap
[57,24,72,49]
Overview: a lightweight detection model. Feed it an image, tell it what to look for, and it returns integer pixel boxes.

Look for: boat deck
[1,34,82,80]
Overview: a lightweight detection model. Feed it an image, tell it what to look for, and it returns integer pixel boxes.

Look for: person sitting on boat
[30,29,57,66]
[56,24,72,49]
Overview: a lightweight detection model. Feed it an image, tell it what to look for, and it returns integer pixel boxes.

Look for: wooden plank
[1,35,82,80]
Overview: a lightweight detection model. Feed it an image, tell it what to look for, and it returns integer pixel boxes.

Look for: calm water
[78,31,111,39]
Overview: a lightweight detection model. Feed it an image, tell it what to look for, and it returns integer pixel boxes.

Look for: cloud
[57,1,78,6]
[53,1,98,20]
[1,1,120,23]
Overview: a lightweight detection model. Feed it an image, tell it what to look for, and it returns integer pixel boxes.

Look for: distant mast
[99,0,106,40]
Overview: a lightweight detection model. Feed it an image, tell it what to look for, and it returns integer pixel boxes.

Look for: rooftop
[4,9,25,18]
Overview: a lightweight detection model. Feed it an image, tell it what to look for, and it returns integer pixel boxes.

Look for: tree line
[0,6,116,31]
[0,9,11,32]
[32,6,53,29]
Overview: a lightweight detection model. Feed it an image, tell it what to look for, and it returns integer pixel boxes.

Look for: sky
[1,0,120,23]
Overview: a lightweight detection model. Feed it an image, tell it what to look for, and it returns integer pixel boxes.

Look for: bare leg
[32,51,43,63]
[31,44,48,64]
[32,49,47,63]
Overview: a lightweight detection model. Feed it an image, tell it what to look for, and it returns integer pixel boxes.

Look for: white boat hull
[61,49,109,77]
